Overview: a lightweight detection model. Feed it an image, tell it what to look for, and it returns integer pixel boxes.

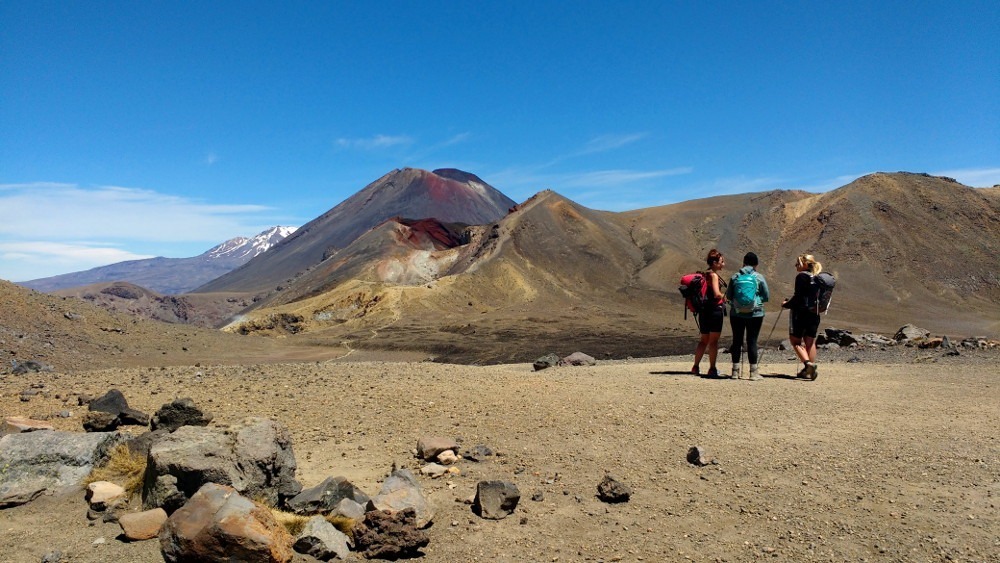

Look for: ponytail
[797,254,822,275]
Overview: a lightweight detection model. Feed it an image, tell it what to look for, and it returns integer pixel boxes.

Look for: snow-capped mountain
[206,226,298,260]
[19,226,298,295]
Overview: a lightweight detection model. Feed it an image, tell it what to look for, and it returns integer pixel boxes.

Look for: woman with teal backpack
[726,252,769,380]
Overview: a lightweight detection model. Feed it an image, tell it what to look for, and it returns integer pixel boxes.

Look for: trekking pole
[759,308,785,364]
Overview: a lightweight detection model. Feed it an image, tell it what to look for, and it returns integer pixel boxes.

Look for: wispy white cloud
[403,132,474,161]
[205,152,219,165]
[440,132,472,147]
[933,167,1000,187]
[0,242,155,278]
[562,167,693,187]
[539,133,649,168]
[335,134,414,150]
[0,183,277,281]
[485,165,695,210]
[700,175,788,196]
[0,181,77,191]
[575,133,648,156]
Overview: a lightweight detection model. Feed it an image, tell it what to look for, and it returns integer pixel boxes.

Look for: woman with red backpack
[691,249,726,378]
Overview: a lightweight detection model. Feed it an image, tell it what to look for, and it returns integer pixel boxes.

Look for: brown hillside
[219,173,1000,363]
[0,280,349,374]
[49,281,251,328]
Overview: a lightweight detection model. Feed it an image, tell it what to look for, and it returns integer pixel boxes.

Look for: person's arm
[783,272,810,309]
[709,271,724,300]
[758,274,770,303]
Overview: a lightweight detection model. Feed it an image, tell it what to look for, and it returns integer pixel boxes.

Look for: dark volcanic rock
[596,474,631,503]
[353,508,429,560]
[473,480,521,519]
[151,398,213,432]
[286,476,371,515]
[88,389,150,426]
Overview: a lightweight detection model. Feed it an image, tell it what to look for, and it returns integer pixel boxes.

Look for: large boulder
[0,430,125,507]
[142,418,301,513]
[159,483,293,563]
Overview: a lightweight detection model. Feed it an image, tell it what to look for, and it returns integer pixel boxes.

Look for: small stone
[596,475,631,503]
[86,481,126,511]
[416,436,459,461]
[2,416,54,434]
[686,446,712,466]
[118,508,168,541]
[437,450,459,465]
[420,463,449,478]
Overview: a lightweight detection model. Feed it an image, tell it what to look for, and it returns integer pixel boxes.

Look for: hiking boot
[748,364,763,381]
[806,362,818,380]
[691,365,700,376]
[796,365,810,378]
[730,364,741,380]
[706,367,720,378]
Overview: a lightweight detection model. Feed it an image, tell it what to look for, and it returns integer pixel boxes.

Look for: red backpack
[678,272,709,319]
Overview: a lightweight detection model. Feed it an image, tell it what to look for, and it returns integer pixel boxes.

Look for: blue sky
[2,1,998,282]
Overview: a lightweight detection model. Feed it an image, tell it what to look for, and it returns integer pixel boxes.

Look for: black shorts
[698,306,725,334]
[789,309,821,339]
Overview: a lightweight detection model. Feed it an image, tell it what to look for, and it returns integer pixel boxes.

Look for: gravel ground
[2,346,998,562]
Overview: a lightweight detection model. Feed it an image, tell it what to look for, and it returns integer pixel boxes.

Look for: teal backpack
[732,271,760,314]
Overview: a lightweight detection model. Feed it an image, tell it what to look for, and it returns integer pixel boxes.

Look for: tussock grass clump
[271,509,310,537]
[85,443,147,499]
[269,510,358,539]
[325,514,358,537]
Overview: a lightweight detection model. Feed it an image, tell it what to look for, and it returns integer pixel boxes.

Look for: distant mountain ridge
[20,226,297,295]
[220,171,1000,362]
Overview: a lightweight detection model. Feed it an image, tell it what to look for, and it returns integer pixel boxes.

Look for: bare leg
[693,333,710,370]
[707,332,721,369]
[790,335,810,365]
[804,336,817,363]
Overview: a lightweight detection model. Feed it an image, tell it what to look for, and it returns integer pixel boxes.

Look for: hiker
[691,249,726,378]
[726,252,769,380]
[782,253,823,380]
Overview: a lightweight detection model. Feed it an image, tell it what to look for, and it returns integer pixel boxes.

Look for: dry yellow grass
[85,443,147,499]
[269,509,309,537]
[268,508,358,539]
